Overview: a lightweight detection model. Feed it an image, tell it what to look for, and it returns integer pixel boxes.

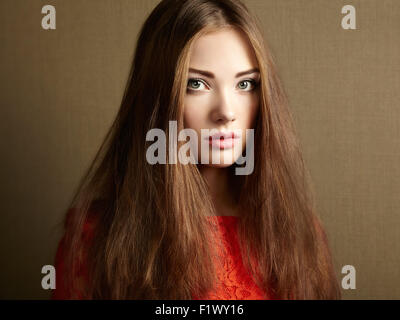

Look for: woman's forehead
[188,28,259,75]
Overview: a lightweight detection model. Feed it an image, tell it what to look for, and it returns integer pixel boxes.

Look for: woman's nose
[210,90,236,124]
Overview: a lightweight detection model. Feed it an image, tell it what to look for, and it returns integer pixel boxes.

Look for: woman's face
[183,27,260,168]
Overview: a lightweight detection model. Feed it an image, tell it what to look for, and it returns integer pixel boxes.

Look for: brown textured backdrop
[0,0,399,299]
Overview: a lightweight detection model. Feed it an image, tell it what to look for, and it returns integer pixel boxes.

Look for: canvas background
[0,0,399,299]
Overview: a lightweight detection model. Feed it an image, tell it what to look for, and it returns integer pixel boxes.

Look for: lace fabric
[53,212,271,300]
[193,216,270,300]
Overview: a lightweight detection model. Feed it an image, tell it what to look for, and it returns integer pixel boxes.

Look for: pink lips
[206,131,240,149]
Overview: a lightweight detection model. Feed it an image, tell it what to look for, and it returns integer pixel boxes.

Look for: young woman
[52,0,341,300]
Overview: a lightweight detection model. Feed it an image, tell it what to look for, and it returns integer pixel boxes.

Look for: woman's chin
[197,156,239,168]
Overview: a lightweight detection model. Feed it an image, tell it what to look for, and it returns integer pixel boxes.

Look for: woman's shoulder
[52,201,106,299]
[64,200,106,233]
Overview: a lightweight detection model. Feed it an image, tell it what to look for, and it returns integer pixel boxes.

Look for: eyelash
[186,78,259,93]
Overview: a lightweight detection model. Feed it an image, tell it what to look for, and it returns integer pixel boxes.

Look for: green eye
[238,81,248,89]
[187,79,206,91]
[238,80,256,91]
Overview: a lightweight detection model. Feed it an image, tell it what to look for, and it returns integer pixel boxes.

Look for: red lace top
[193,216,271,300]
[52,214,272,300]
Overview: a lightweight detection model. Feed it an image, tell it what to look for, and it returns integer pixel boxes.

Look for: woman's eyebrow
[188,67,260,78]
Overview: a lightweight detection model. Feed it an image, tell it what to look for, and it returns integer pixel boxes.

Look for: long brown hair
[59,0,341,299]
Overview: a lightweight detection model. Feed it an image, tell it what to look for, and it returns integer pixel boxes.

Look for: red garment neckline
[206,215,239,227]
[207,215,239,218]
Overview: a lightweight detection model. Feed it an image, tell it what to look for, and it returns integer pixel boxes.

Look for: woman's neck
[198,165,240,217]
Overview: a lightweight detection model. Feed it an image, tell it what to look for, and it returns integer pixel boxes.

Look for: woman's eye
[237,80,257,91]
[187,79,207,91]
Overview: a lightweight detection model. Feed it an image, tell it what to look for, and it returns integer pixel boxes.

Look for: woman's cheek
[184,109,198,130]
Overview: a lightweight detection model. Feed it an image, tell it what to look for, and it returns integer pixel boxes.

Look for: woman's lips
[206,132,240,149]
